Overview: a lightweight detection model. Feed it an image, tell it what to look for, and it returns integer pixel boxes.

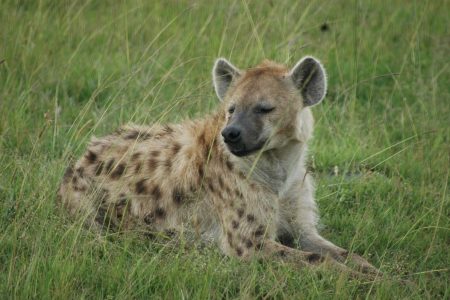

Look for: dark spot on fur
[307,253,324,264]
[95,207,107,224]
[172,188,184,205]
[71,175,78,185]
[172,143,181,155]
[114,128,125,135]
[198,164,204,179]
[148,158,159,170]
[207,181,215,193]
[95,161,104,176]
[151,185,162,200]
[131,152,141,161]
[124,130,139,140]
[255,243,264,250]
[117,194,127,206]
[141,132,152,139]
[95,206,114,230]
[73,183,86,192]
[227,231,233,246]
[236,247,243,256]
[63,166,74,182]
[163,124,174,134]
[277,232,295,248]
[135,163,142,173]
[124,130,152,140]
[164,229,176,237]
[218,177,225,190]
[144,213,154,224]
[76,167,84,177]
[197,131,205,145]
[223,185,231,196]
[225,160,233,171]
[135,179,147,194]
[245,239,253,248]
[246,214,255,223]
[155,207,166,219]
[105,159,115,173]
[235,189,243,198]
[144,232,157,239]
[237,208,244,218]
[278,250,287,257]
[86,151,97,164]
[231,220,239,229]
[110,163,125,179]
[164,159,172,171]
[254,225,265,237]
[341,250,349,258]
[151,150,160,157]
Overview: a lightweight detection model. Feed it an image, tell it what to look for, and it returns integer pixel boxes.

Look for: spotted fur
[57,57,379,277]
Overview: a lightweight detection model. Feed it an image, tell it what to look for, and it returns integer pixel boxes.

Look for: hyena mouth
[226,141,267,157]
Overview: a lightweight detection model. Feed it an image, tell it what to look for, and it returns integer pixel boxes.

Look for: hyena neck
[271,140,309,174]
[238,139,310,194]
[270,107,314,185]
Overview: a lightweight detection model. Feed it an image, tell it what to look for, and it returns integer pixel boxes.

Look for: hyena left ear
[289,56,327,107]
[212,58,241,101]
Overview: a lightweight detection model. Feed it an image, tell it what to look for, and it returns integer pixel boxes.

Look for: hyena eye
[228,106,235,114]
[254,105,275,114]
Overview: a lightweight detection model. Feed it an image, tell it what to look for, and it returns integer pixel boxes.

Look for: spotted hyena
[58,56,378,275]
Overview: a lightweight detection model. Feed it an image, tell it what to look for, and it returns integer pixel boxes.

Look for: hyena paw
[345,253,381,275]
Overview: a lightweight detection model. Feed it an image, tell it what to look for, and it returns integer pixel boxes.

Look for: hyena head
[213,57,327,157]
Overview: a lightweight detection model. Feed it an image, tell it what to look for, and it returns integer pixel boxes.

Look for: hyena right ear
[212,58,241,101]
[289,56,327,107]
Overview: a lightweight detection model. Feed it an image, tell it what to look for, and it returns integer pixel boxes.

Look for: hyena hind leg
[57,165,118,232]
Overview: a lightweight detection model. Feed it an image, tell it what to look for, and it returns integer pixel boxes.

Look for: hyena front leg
[222,223,367,278]
[217,198,367,278]
[260,240,373,278]
[294,174,380,274]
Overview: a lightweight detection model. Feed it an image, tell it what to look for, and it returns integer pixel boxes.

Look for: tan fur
[57,58,378,277]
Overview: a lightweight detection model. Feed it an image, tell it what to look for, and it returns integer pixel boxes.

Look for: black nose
[221,126,241,143]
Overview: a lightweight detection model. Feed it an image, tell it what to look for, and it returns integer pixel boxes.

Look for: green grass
[1,0,449,298]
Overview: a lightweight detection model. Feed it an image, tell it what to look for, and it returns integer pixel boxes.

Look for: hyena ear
[289,56,327,107]
[212,58,241,101]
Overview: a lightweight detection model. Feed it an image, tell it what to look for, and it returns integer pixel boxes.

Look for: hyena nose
[221,126,241,143]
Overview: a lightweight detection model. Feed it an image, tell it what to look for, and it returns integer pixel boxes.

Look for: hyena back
[58,57,378,275]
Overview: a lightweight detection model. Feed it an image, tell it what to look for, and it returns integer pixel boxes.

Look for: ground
[0,0,448,298]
